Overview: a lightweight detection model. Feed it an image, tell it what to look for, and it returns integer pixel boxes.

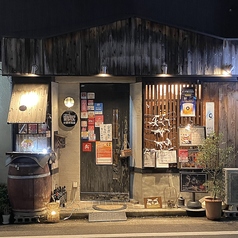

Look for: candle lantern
[46,202,60,222]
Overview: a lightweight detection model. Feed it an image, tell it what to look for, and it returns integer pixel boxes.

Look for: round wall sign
[61,110,78,127]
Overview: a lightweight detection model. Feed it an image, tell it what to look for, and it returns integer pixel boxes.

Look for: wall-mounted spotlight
[64,97,74,108]
[161,62,168,74]
[31,64,38,74]
[222,64,234,76]
[96,65,110,77]
[185,120,194,131]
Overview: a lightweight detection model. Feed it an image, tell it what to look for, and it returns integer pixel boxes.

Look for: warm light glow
[51,210,57,216]
[156,74,171,77]
[222,70,232,76]
[96,65,111,77]
[97,73,111,77]
[47,202,60,223]
[20,92,39,108]
[222,64,234,76]
[64,97,74,108]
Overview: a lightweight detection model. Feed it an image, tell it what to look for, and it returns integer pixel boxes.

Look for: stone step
[88,211,127,222]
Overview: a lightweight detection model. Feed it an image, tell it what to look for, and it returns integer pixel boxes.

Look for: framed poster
[180,149,202,169]
[180,88,196,117]
[180,172,207,193]
[178,126,205,146]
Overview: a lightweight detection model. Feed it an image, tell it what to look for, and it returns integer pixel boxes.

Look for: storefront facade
[2,17,238,206]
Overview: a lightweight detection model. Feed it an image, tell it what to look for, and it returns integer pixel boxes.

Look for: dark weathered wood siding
[2,18,238,76]
[203,82,238,166]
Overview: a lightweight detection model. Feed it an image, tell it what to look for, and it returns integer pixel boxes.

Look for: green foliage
[197,133,235,200]
[0,183,11,215]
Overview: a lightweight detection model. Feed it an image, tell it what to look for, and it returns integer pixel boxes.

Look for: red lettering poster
[96,141,112,165]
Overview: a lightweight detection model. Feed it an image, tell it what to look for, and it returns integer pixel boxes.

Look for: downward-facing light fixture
[97,65,110,77]
[222,64,234,76]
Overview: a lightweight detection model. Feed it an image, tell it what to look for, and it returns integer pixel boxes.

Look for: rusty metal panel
[7,84,48,123]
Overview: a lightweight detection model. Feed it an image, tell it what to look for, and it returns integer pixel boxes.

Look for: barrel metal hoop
[9,164,39,168]
[8,172,50,179]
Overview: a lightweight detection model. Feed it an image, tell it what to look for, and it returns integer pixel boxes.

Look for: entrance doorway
[80,83,130,201]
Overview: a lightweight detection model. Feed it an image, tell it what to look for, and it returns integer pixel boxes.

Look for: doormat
[88,211,127,222]
[92,204,127,211]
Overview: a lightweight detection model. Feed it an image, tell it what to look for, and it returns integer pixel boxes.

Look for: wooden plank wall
[144,81,238,166]
[144,81,202,153]
[2,18,238,76]
[203,82,238,166]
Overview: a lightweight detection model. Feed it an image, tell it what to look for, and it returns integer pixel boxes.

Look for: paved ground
[59,200,192,220]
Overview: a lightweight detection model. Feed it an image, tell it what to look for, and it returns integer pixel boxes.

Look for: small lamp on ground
[46,202,60,223]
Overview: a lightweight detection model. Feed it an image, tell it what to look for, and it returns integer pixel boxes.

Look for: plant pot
[2,214,10,224]
[205,198,222,220]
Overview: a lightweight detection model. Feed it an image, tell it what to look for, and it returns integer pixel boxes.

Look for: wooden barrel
[8,157,52,216]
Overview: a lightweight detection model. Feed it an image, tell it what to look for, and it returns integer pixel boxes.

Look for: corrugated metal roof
[7,84,48,123]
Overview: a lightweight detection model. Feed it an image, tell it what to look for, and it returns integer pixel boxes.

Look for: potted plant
[0,183,11,224]
[197,132,235,220]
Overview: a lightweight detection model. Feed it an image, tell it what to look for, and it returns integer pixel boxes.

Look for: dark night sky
[0,0,238,39]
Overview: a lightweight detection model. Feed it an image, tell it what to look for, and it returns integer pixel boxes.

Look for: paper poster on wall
[156,150,177,164]
[95,103,103,114]
[100,124,112,141]
[81,130,88,139]
[180,88,196,117]
[81,92,87,99]
[88,132,96,141]
[88,111,95,118]
[96,141,112,165]
[88,125,95,141]
[81,112,88,119]
[95,115,104,127]
[82,142,92,152]
[88,118,95,125]
[81,120,87,127]
[88,99,94,105]
[206,102,214,136]
[143,150,156,167]
[155,150,169,168]
[87,92,95,99]
[87,105,94,111]
[178,149,188,162]
[81,100,87,112]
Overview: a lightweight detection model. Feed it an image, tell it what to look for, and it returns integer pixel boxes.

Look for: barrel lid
[5,152,51,168]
